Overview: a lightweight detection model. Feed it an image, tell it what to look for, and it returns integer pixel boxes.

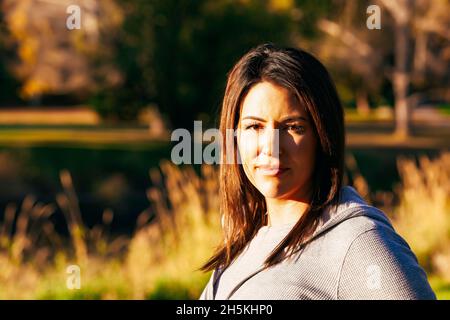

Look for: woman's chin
[255,182,288,199]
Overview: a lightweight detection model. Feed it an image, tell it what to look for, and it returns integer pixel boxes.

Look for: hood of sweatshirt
[305,185,393,243]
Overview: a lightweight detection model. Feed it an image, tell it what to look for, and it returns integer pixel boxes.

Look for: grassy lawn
[0,125,168,147]
[1,121,450,149]
[429,276,450,300]
[437,103,450,116]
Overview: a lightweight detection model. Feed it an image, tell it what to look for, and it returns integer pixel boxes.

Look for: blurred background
[0,0,449,299]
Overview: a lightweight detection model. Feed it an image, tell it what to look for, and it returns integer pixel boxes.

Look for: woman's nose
[258,127,280,157]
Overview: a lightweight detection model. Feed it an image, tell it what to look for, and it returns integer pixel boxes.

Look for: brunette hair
[200,43,345,272]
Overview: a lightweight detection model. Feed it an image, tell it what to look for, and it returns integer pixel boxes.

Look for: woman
[199,43,436,300]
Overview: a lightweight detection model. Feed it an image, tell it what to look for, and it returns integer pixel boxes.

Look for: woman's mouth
[255,166,289,177]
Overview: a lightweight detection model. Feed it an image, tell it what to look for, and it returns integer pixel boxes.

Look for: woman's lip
[256,167,289,176]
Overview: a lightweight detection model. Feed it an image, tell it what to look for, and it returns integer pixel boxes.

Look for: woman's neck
[265,197,311,227]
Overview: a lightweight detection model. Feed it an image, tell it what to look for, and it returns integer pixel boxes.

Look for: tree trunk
[392,2,412,139]
[356,89,370,115]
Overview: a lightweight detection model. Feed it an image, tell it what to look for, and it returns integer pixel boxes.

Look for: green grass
[0,128,167,147]
[437,103,450,116]
[344,108,393,123]
[146,273,210,300]
[429,276,450,300]
[26,272,450,300]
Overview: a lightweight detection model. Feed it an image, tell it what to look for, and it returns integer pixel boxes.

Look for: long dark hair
[200,43,345,272]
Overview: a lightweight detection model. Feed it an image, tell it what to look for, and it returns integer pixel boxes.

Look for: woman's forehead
[239,81,308,120]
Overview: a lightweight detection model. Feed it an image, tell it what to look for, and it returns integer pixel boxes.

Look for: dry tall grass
[126,161,221,299]
[0,161,221,299]
[0,152,449,298]
[392,152,450,280]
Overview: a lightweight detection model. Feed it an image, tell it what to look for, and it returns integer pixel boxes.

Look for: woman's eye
[244,123,262,130]
[286,125,305,133]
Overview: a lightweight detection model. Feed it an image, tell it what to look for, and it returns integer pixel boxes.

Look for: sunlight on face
[237,81,317,201]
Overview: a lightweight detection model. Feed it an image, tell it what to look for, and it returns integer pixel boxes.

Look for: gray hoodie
[199,186,436,300]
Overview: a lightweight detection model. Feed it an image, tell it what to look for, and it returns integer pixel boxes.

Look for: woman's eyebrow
[241,115,308,122]
[280,115,308,122]
[241,116,266,122]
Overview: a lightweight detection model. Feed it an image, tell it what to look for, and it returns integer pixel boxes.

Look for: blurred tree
[1,0,296,123]
[0,6,22,106]
[2,0,122,106]
[313,0,450,138]
[94,0,296,127]
[87,0,148,121]
[315,1,387,114]
[380,0,450,137]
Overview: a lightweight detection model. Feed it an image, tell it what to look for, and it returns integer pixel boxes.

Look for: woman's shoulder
[335,223,436,299]
[314,185,397,246]
[323,190,436,299]
[324,190,415,263]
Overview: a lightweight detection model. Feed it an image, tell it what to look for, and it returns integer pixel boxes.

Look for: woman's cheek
[238,132,257,160]
[237,134,257,181]
[294,134,317,178]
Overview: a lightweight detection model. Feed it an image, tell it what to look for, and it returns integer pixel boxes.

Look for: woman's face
[237,81,317,201]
